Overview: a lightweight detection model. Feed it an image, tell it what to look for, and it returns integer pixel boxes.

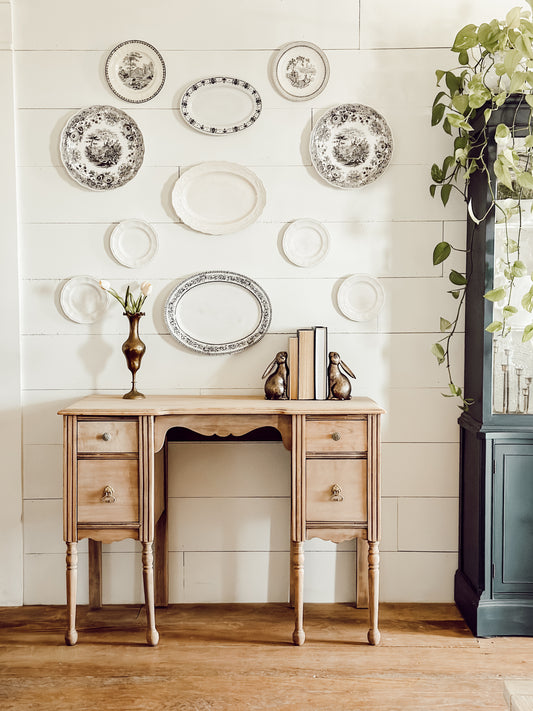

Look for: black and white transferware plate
[105,40,166,103]
[164,271,272,354]
[310,104,393,188]
[272,41,329,101]
[60,105,144,190]
[180,77,262,134]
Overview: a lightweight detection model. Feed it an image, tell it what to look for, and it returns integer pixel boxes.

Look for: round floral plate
[60,275,109,324]
[310,104,393,188]
[180,77,262,134]
[105,40,166,103]
[337,274,385,322]
[272,41,329,101]
[60,105,144,191]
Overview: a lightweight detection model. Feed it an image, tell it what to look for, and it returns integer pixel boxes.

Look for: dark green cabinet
[455,98,533,636]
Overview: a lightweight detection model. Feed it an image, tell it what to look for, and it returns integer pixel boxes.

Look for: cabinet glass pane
[491,189,533,414]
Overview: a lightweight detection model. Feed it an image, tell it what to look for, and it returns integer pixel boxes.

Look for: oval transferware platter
[180,77,262,134]
[272,41,330,101]
[310,103,393,189]
[164,271,272,354]
[337,273,385,322]
[105,40,166,103]
[171,162,266,235]
[60,105,144,190]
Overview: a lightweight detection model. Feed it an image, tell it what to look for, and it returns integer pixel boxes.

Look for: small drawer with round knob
[77,420,138,454]
[305,417,367,454]
[306,459,367,523]
[77,460,139,524]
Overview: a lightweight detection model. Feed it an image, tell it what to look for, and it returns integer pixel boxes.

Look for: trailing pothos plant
[430,2,533,410]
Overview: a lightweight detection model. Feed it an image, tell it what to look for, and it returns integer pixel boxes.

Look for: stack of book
[288,326,328,400]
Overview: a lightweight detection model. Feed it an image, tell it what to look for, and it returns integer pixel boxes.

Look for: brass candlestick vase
[122,312,146,399]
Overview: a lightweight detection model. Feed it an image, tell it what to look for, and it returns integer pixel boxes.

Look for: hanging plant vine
[430,2,533,410]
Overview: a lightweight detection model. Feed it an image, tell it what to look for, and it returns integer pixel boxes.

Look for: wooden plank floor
[1,603,532,710]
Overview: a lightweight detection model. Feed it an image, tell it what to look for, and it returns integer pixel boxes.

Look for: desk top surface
[59,394,385,417]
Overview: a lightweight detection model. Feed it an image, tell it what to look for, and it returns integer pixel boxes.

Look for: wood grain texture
[306,458,367,523]
[77,460,139,524]
[0,603,527,710]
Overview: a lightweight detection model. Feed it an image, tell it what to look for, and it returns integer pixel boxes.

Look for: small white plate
[110,219,158,268]
[60,276,109,324]
[272,41,329,101]
[282,218,329,267]
[337,274,385,322]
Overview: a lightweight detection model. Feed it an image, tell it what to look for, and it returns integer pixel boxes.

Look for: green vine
[430,2,533,410]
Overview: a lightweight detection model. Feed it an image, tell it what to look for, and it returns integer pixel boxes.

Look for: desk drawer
[77,420,138,454]
[78,459,139,524]
[306,459,367,522]
[306,418,367,454]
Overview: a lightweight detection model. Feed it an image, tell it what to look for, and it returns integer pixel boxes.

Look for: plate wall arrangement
[310,103,393,189]
[60,105,144,190]
[105,40,166,103]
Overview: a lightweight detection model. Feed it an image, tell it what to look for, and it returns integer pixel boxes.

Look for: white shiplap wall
[9,0,513,606]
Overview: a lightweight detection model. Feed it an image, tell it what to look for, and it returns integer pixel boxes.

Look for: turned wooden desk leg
[291,540,305,646]
[356,539,369,609]
[367,540,381,645]
[154,509,168,608]
[65,542,78,646]
[142,541,159,646]
[88,540,102,609]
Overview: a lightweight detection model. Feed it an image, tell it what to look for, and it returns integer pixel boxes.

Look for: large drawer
[77,420,138,454]
[77,459,139,524]
[306,459,367,523]
[305,417,367,454]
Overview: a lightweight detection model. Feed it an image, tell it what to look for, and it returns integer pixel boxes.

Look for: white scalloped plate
[337,274,385,322]
[282,218,329,267]
[171,162,266,235]
[110,219,158,268]
[60,275,109,324]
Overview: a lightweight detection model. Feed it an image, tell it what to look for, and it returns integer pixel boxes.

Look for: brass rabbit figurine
[328,352,356,400]
[262,351,289,400]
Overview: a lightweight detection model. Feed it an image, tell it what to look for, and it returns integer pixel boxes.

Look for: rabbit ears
[339,360,356,379]
[262,357,277,379]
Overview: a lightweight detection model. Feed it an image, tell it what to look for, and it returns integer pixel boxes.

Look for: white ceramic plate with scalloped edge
[337,274,385,322]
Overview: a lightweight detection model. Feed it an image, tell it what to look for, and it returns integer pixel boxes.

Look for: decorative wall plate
[310,104,393,189]
[180,77,262,134]
[337,274,385,322]
[109,218,158,268]
[60,275,109,324]
[272,41,329,101]
[164,271,272,354]
[105,40,166,103]
[282,218,329,267]
[171,162,266,235]
[60,105,144,191]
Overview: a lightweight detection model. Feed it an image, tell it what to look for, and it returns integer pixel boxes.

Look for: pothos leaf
[433,241,451,265]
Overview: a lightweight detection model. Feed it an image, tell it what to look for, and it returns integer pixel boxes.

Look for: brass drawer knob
[101,432,112,442]
[101,485,116,504]
[330,484,344,502]
[331,432,341,441]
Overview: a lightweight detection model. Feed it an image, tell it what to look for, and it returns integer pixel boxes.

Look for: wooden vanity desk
[60,394,384,647]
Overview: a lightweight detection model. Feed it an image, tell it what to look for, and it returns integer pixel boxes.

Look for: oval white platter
[110,218,158,268]
[337,274,385,322]
[171,162,266,235]
[60,105,144,191]
[310,103,393,189]
[105,39,166,103]
[164,271,272,354]
[180,77,262,134]
[272,41,329,101]
[282,218,329,267]
[60,275,109,324]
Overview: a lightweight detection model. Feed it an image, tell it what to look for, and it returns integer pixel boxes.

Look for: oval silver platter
[164,271,272,354]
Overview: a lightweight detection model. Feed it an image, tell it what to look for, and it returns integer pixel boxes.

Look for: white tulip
[140,281,152,296]
[99,279,110,291]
